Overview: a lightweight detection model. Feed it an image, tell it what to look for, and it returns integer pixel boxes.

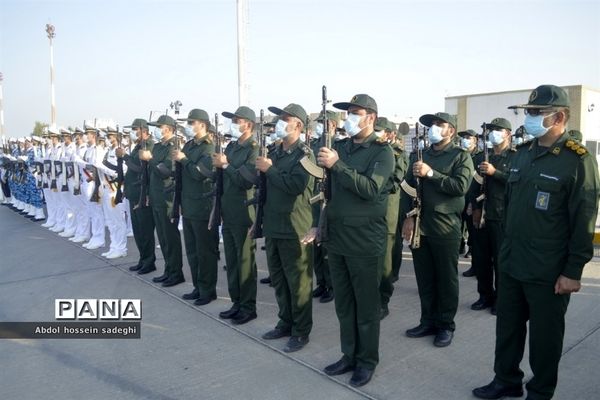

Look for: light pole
[46,23,56,128]
[236,0,247,106]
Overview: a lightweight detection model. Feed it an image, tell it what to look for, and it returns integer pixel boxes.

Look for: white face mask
[269,132,278,142]
[275,119,289,139]
[314,123,324,138]
[129,130,138,143]
[230,123,242,139]
[184,126,195,139]
[375,130,385,138]
[344,113,364,137]
[152,127,162,142]
[489,130,505,146]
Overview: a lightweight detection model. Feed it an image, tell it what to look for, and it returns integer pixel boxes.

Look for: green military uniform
[458,129,481,264]
[327,95,394,372]
[123,119,156,272]
[401,112,474,336]
[470,119,514,309]
[147,116,183,282]
[220,107,259,315]
[179,128,218,299]
[263,105,314,339]
[379,121,407,316]
[490,85,600,400]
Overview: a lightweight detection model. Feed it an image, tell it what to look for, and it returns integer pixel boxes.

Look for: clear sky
[1,0,599,136]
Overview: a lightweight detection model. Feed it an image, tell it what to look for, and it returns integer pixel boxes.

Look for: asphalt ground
[0,205,598,400]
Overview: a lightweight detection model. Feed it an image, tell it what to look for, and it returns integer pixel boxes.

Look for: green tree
[32,121,48,137]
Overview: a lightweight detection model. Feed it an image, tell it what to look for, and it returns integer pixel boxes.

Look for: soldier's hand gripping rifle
[208,113,224,231]
[114,127,125,205]
[247,110,267,239]
[302,85,332,244]
[474,122,488,228]
[405,122,425,249]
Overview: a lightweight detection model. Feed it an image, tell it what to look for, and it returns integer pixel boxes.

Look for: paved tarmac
[0,205,598,400]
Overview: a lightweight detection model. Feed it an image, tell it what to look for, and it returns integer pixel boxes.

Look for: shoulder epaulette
[564,139,588,157]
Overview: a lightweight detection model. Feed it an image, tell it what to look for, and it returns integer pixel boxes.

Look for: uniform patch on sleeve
[535,191,550,210]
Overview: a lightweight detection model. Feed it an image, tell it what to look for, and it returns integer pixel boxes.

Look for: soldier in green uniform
[139,115,184,287]
[306,110,337,304]
[401,112,474,348]
[469,118,514,314]
[213,106,259,324]
[318,94,394,387]
[379,118,407,319]
[173,109,219,304]
[474,85,600,400]
[458,129,480,267]
[118,118,156,274]
[257,104,314,353]
[390,122,410,283]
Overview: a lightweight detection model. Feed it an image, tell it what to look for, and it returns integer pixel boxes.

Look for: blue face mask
[524,113,555,138]
[489,130,505,146]
[184,126,195,139]
[344,113,363,137]
[513,137,524,146]
[428,125,444,144]
[460,138,472,150]
[152,127,162,142]
[314,123,324,138]
[230,123,242,139]
[275,120,289,139]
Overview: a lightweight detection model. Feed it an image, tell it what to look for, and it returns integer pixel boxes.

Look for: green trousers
[152,207,183,279]
[265,237,312,337]
[411,235,460,331]
[379,233,395,308]
[494,271,570,400]
[329,251,384,370]
[129,201,156,268]
[472,219,503,300]
[182,217,219,297]
[392,212,405,279]
[223,224,257,313]
[313,242,331,289]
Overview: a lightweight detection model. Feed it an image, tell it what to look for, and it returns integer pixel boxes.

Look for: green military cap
[458,129,478,138]
[148,115,176,128]
[208,124,217,134]
[375,117,389,131]
[314,110,339,122]
[333,94,378,113]
[386,120,397,132]
[568,129,583,142]
[125,118,148,129]
[509,84,570,109]
[419,112,457,129]
[222,106,256,122]
[179,109,210,124]
[264,116,279,128]
[268,103,308,125]
[486,117,512,131]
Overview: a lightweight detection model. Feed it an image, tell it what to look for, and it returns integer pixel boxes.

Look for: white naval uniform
[97,144,128,256]
[71,143,91,242]
[81,143,106,248]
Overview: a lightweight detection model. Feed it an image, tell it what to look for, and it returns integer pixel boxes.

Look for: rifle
[310,85,332,244]
[406,122,424,249]
[114,126,125,205]
[134,112,153,210]
[60,141,69,192]
[475,122,488,228]
[89,120,101,203]
[50,145,57,191]
[208,113,224,231]
[246,110,267,239]
[170,106,183,225]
